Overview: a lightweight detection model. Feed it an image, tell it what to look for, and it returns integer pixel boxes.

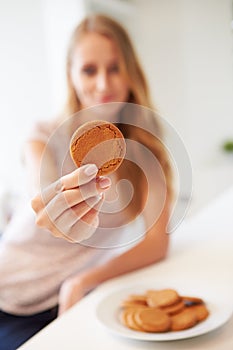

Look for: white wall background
[127,0,233,213]
[0,0,87,203]
[0,0,233,217]
[0,0,49,193]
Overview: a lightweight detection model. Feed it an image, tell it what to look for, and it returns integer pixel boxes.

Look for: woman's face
[70,32,130,109]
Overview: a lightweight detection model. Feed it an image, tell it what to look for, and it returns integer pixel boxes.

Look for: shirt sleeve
[25,121,53,145]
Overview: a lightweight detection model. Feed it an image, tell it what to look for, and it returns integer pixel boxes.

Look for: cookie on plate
[188,304,209,322]
[134,308,171,333]
[121,294,148,309]
[121,307,145,331]
[161,300,185,316]
[146,289,181,308]
[171,308,198,331]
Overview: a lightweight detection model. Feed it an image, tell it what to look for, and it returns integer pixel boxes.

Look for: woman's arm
[83,201,169,279]
[23,140,58,197]
[58,196,170,314]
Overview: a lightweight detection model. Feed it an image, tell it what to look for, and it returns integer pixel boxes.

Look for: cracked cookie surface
[70,120,126,175]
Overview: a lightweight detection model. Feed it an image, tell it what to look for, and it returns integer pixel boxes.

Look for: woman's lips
[97,96,114,103]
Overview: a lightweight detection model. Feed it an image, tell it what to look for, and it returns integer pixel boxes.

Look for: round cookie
[70,120,126,176]
[121,294,148,309]
[189,304,209,322]
[121,300,148,309]
[134,308,171,333]
[127,294,148,303]
[146,289,180,308]
[121,308,145,331]
[171,308,198,331]
[162,300,185,315]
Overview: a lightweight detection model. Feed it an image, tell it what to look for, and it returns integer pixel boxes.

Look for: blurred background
[0,0,233,228]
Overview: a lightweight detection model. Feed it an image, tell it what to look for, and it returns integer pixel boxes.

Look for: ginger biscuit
[121,294,148,308]
[121,307,145,331]
[189,304,209,322]
[127,294,148,303]
[134,308,171,333]
[121,300,148,309]
[70,120,126,176]
[171,308,198,331]
[146,289,180,308]
[120,288,210,333]
[161,300,185,315]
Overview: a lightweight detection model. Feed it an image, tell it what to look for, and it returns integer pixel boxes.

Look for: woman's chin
[86,101,126,122]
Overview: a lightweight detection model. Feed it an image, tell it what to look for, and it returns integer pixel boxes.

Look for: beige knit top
[0,119,145,315]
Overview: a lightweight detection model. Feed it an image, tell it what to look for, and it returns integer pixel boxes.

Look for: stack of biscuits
[120,288,209,332]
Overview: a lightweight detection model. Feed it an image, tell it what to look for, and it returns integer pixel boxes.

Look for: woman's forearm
[58,202,171,314]
[81,230,169,293]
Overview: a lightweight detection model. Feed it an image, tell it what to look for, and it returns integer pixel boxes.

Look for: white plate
[95,285,233,341]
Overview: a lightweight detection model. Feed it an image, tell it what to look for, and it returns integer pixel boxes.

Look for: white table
[19,186,233,350]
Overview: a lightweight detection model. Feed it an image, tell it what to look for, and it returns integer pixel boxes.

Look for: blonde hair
[64,14,173,219]
[64,14,154,114]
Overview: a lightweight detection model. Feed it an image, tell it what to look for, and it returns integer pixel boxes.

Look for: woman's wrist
[78,266,107,294]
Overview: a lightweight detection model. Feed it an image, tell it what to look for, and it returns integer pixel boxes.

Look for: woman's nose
[96,71,109,91]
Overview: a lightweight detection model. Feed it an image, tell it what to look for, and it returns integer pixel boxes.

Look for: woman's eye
[82,66,96,76]
[109,64,119,73]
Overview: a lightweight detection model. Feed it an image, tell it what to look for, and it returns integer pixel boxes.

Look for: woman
[0,14,173,349]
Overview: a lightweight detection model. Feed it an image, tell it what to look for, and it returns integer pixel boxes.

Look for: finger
[82,195,104,221]
[62,164,99,189]
[32,164,99,211]
[32,172,110,214]
[53,194,103,233]
[44,164,99,203]
[43,177,109,222]
[35,209,75,243]
[67,215,99,243]
[31,180,63,213]
[67,198,104,242]
[35,194,104,242]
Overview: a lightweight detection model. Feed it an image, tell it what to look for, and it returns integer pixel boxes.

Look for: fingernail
[99,177,111,189]
[84,164,98,176]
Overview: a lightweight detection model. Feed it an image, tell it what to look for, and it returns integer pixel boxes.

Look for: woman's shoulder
[26,117,61,144]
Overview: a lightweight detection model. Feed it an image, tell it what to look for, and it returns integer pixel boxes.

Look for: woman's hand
[58,274,88,315]
[31,164,111,242]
